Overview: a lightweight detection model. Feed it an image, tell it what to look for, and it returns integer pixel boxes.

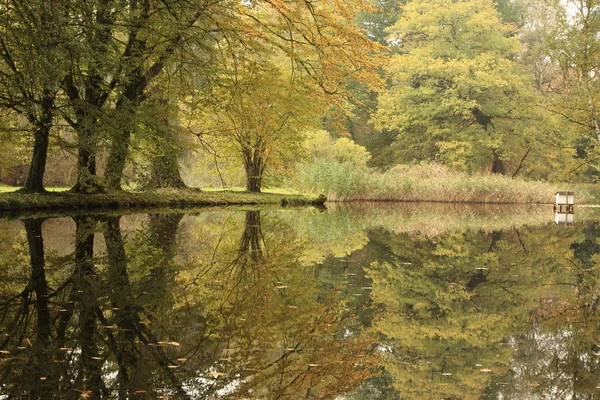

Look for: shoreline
[0,189,327,216]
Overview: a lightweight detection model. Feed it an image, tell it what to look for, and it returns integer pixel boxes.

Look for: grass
[294,161,594,204]
[0,187,325,215]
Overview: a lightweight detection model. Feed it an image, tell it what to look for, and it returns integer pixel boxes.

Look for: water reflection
[1,205,600,398]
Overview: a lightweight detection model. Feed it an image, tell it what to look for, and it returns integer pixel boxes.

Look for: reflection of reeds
[294,202,600,238]
[295,161,591,204]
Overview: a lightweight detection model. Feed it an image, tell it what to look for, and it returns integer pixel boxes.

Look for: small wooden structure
[554,191,574,213]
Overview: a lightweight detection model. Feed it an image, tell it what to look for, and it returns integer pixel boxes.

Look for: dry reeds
[295,161,584,204]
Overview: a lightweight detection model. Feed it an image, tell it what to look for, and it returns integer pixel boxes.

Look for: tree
[59,0,220,193]
[537,0,600,179]
[374,0,553,175]
[183,0,385,192]
[191,52,317,192]
[0,1,70,193]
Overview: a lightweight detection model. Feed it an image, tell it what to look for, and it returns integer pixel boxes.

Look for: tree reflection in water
[6,206,600,399]
[0,210,376,399]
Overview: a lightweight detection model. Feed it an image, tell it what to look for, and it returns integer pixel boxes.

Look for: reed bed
[295,161,588,204]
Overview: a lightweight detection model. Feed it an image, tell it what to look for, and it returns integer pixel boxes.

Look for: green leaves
[373,0,557,175]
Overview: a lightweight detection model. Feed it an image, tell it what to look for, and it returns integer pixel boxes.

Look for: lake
[0,203,598,399]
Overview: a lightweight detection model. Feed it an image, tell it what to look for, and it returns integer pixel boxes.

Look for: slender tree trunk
[512,147,531,178]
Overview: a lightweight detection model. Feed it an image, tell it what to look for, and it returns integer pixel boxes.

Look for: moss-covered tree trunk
[71,137,104,194]
[148,151,186,189]
[64,72,106,195]
[139,92,187,190]
[104,129,131,191]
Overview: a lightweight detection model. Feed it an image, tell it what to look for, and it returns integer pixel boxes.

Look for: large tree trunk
[244,149,265,193]
[491,149,507,175]
[20,125,51,194]
[71,140,104,194]
[104,129,131,191]
[147,151,186,189]
[147,94,187,190]
[20,94,54,194]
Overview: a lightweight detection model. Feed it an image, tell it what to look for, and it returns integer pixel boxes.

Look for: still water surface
[0,204,598,399]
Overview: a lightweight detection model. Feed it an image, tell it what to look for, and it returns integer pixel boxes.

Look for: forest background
[0,0,598,202]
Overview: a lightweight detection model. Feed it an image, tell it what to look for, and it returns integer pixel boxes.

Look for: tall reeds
[295,161,580,204]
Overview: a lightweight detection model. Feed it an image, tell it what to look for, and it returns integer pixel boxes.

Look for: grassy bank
[0,188,326,214]
[295,162,593,204]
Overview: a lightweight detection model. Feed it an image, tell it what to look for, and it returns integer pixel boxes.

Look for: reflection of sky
[489,330,579,400]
